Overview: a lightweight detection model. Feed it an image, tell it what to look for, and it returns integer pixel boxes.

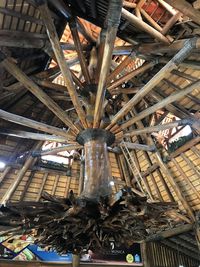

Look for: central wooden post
[76,129,115,201]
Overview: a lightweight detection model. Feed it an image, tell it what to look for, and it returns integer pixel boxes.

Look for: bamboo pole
[106,38,196,130]
[0,54,79,134]
[119,80,200,131]
[93,0,123,128]
[164,0,200,25]
[37,1,87,129]
[0,142,43,204]
[121,8,170,43]
[0,109,73,139]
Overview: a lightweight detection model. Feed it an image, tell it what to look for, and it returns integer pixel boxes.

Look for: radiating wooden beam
[121,80,200,129]
[37,1,87,128]
[120,142,156,152]
[121,8,170,44]
[0,109,73,140]
[0,53,79,134]
[164,0,200,25]
[136,38,200,56]
[69,20,91,84]
[146,224,193,242]
[0,36,46,49]
[124,119,194,137]
[107,61,156,91]
[106,39,196,130]
[0,129,69,143]
[33,144,83,157]
[1,142,43,204]
[106,52,135,84]
[93,0,123,128]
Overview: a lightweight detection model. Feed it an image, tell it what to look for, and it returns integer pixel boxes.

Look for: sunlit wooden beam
[93,0,123,128]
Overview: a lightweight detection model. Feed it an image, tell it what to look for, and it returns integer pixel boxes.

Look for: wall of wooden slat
[146,242,200,267]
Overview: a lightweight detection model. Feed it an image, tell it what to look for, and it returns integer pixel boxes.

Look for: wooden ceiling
[0,0,200,262]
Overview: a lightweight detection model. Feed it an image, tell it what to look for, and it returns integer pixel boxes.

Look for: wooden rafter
[37,0,87,129]
[0,109,73,140]
[93,0,123,128]
[0,53,79,135]
[106,38,196,131]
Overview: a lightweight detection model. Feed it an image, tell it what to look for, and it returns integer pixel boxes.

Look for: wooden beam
[0,54,79,134]
[36,173,48,201]
[107,61,156,91]
[146,224,193,241]
[69,20,91,84]
[0,129,69,143]
[106,38,196,130]
[124,119,198,137]
[168,136,200,159]
[0,6,43,25]
[93,0,123,127]
[172,158,200,201]
[120,142,156,152]
[0,109,72,140]
[0,36,46,49]
[0,142,42,204]
[106,52,136,84]
[155,151,195,221]
[163,78,200,105]
[162,12,182,35]
[119,80,200,131]
[164,0,200,25]
[33,144,83,157]
[121,8,170,43]
[136,38,200,56]
[37,1,87,128]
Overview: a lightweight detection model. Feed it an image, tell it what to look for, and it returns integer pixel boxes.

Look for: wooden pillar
[141,242,150,267]
[72,254,80,267]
